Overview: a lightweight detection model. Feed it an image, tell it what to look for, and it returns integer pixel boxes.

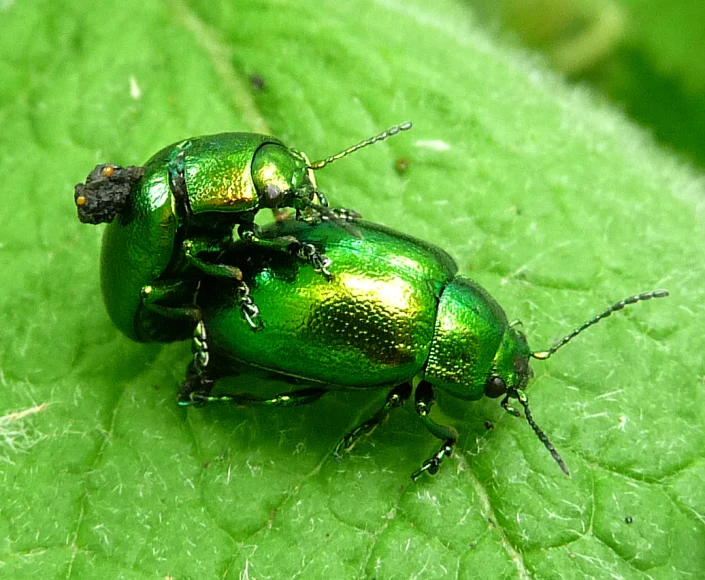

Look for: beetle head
[483,325,532,401]
[251,145,317,211]
[482,325,572,476]
[74,164,144,224]
[251,123,413,219]
[488,289,669,477]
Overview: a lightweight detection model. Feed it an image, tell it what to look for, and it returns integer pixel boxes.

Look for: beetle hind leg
[180,385,327,408]
[411,380,459,481]
[334,382,412,458]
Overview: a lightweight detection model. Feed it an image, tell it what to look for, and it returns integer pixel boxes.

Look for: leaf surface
[1,0,703,578]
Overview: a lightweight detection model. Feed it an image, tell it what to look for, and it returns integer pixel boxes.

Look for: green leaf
[1,0,703,578]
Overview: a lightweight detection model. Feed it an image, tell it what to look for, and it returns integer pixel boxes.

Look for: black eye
[484,376,507,399]
[262,183,283,208]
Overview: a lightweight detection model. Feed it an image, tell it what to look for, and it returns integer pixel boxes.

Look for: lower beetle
[179,219,668,479]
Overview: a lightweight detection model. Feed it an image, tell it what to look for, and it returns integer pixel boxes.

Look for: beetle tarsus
[411,441,454,481]
[500,396,522,418]
[297,242,333,280]
[192,320,210,372]
[235,282,263,331]
[334,382,413,458]
[177,362,215,407]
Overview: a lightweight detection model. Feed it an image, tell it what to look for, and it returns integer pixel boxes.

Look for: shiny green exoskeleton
[73,124,412,341]
[180,220,669,480]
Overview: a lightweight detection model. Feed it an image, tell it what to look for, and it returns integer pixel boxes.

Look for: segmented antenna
[308,122,412,170]
[531,289,669,361]
[517,392,570,476]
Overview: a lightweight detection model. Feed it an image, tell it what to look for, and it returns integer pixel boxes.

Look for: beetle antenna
[517,391,570,476]
[531,289,669,361]
[308,122,412,170]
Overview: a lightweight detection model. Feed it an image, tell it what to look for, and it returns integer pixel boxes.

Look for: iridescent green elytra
[73,124,412,341]
[183,220,668,480]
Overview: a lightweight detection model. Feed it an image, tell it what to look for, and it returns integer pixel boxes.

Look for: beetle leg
[176,319,216,406]
[239,223,300,249]
[180,386,327,408]
[239,223,334,281]
[500,395,522,418]
[140,280,200,320]
[178,363,212,407]
[334,382,413,458]
[183,239,244,281]
[234,282,263,331]
[182,239,263,330]
[411,380,459,481]
[296,242,333,280]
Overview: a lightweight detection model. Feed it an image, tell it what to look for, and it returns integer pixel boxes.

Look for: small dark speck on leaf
[203,461,210,469]
[484,420,494,431]
[625,516,633,524]
[251,74,266,91]
[395,156,410,175]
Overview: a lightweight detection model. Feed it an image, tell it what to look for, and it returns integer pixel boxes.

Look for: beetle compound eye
[102,165,115,178]
[262,183,284,208]
[484,376,507,399]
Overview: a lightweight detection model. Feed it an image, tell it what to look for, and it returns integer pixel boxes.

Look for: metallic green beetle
[180,219,668,480]
[73,124,411,341]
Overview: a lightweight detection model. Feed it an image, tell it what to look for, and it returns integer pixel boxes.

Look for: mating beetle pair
[76,129,668,480]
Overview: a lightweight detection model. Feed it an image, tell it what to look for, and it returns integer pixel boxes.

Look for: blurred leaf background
[467,0,705,169]
[1,0,704,579]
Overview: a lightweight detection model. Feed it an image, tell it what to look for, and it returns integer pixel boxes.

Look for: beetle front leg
[295,242,333,280]
[183,239,243,281]
[411,380,459,481]
[334,382,412,457]
[182,239,262,331]
[238,223,333,280]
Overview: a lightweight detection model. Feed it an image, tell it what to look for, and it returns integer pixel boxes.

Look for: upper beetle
[73,124,411,341]
[179,219,668,480]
